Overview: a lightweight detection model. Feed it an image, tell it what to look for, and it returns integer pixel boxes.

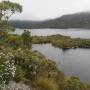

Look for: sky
[0,0,90,21]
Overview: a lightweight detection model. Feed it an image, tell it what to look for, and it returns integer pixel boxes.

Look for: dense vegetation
[32,35,90,49]
[1,43,90,90]
[11,12,90,29]
[6,34,90,49]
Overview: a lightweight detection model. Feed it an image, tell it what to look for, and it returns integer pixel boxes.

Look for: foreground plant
[0,49,16,90]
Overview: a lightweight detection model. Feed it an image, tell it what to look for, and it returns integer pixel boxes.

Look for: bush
[0,48,16,89]
[63,77,87,90]
[14,66,25,83]
[37,78,58,90]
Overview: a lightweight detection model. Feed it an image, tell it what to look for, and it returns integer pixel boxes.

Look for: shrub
[63,77,87,90]
[37,78,58,90]
[0,49,16,89]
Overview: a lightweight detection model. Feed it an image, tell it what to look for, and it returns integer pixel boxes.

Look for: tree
[0,1,22,39]
[0,1,22,21]
[22,30,32,48]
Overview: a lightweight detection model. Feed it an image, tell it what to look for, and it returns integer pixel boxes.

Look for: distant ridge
[10,12,90,29]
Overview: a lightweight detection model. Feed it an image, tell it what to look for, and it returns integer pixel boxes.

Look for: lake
[32,44,90,83]
[12,28,90,39]
[14,28,90,83]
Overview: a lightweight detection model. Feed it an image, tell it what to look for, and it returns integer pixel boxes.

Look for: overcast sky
[0,0,90,21]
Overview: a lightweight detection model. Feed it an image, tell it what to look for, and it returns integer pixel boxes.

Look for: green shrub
[14,66,25,83]
[37,78,58,90]
[63,77,87,90]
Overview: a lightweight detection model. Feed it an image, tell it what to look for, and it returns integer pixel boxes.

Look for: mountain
[10,12,90,29]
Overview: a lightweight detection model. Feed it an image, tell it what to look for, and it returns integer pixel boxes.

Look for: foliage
[63,77,87,90]
[7,35,22,49]
[37,78,58,90]
[0,48,16,90]
[13,66,25,83]
[21,30,32,48]
[0,1,22,21]
[0,0,22,41]
[6,34,90,49]
[0,42,89,90]
[32,35,90,49]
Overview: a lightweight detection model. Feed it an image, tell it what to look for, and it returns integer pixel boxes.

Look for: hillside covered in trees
[11,12,90,29]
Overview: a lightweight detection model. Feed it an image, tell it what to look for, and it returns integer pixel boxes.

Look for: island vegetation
[6,34,90,49]
[0,1,90,90]
[32,35,90,49]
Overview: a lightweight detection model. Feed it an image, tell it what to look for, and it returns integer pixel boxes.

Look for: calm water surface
[32,44,90,83]
[11,28,90,39]
[13,28,90,83]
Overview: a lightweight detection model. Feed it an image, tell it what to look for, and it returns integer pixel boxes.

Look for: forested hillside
[11,12,90,29]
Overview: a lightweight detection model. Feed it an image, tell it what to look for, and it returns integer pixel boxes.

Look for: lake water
[14,28,90,83]
[32,44,90,83]
[12,28,90,39]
